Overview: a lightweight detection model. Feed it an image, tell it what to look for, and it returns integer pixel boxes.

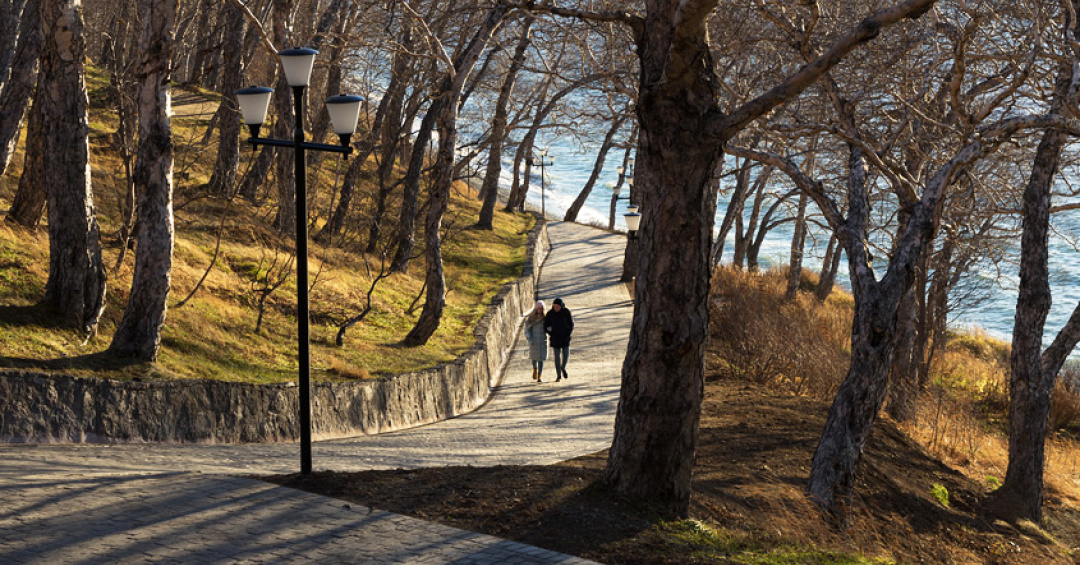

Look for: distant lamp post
[624,206,642,240]
[456,146,473,193]
[610,174,633,230]
[532,148,553,219]
[235,47,363,476]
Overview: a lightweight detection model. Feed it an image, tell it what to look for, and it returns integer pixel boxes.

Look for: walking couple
[524,298,574,383]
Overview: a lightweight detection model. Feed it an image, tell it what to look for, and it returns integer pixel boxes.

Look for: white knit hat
[536,300,545,309]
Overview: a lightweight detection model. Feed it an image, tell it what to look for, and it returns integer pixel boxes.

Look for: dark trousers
[553,346,569,377]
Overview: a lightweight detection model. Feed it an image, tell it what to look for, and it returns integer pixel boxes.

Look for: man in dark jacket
[544,297,574,382]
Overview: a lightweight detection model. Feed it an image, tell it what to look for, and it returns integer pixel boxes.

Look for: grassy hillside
[0,67,534,383]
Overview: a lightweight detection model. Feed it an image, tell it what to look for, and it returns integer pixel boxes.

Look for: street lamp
[624,204,641,240]
[532,148,553,218]
[610,170,632,230]
[235,47,363,476]
[456,146,473,194]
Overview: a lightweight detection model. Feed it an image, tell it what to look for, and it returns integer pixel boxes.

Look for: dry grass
[710,266,850,399]
[0,68,534,383]
[709,265,1080,511]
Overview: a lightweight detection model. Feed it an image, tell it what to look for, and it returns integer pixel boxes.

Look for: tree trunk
[40,0,107,335]
[363,25,412,251]
[477,17,532,230]
[318,149,367,242]
[403,5,508,345]
[815,236,842,301]
[0,0,41,179]
[886,209,922,423]
[886,282,920,422]
[995,57,1076,521]
[108,0,177,361]
[712,157,752,266]
[206,2,246,197]
[6,88,45,226]
[785,192,808,299]
[0,0,28,91]
[603,6,724,518]
[390,100,440,273]
[565,111,629,222]
[605,0,940,520]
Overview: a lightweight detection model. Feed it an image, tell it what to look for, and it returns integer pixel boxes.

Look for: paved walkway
[0,222,632,564]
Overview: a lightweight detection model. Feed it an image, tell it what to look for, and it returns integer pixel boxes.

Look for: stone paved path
[0,222,631,564]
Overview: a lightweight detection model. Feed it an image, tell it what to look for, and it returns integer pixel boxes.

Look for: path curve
[0,222,631,564]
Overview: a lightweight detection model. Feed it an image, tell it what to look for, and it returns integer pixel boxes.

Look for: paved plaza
[0,222,631,564]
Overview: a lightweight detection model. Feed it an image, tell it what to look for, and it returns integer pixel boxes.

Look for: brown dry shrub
[1050,370,1080,433]
[710,266,850,399]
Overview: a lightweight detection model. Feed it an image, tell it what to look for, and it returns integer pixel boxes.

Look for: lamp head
[325,94,364,147]
[234,86,274,138]
[624,211,642,233]
[279,47,318,87]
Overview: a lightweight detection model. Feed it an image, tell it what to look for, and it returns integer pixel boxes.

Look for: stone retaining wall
[0,218,550,444]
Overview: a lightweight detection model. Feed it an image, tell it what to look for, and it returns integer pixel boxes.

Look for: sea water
[501,137,1080,357]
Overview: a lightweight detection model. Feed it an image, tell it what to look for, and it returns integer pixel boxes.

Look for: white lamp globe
[624,212,642,232]
[325,94,364,135]
[279,47,318,87]
[234,86,274,126]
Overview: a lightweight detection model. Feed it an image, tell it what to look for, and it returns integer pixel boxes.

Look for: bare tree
[404,4,510,346]
[521,0,943,519]
[476,15,534,230]
[108,0,178,361]
[39,0,107,335]
[0,0,41,179]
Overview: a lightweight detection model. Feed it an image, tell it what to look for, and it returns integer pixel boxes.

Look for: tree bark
[0,0,41,179]
[0,0,28,91]
[6,88,45,226]
[389,100,440,273]
[886,281,920,422]
[815,235,842,301]
[108,0,177,362]
[39,0,107,335]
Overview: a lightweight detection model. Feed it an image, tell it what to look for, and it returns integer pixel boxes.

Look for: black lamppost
[624,203,641,240]
[532,148,553,218]
[456,146,473,193]
[235,48,363,475]
[611,165,634,230]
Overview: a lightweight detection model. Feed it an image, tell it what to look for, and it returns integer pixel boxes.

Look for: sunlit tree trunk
[108,0,177,361]
[565,111,629,222]
[403,6,508,345]
[6,90,45,226]
[477,17,532,230]
[0,0,41,179]
[39,0,106,334]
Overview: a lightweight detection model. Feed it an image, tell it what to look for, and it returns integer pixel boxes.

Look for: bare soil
[264,373,1080,564]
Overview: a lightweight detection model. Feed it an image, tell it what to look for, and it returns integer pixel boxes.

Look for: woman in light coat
[524,301,548,382]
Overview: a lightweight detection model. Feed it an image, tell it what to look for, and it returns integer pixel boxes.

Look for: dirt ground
[264,373,1080,564]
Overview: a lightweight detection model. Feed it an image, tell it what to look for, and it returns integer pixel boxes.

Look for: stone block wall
[0,218,550,444]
